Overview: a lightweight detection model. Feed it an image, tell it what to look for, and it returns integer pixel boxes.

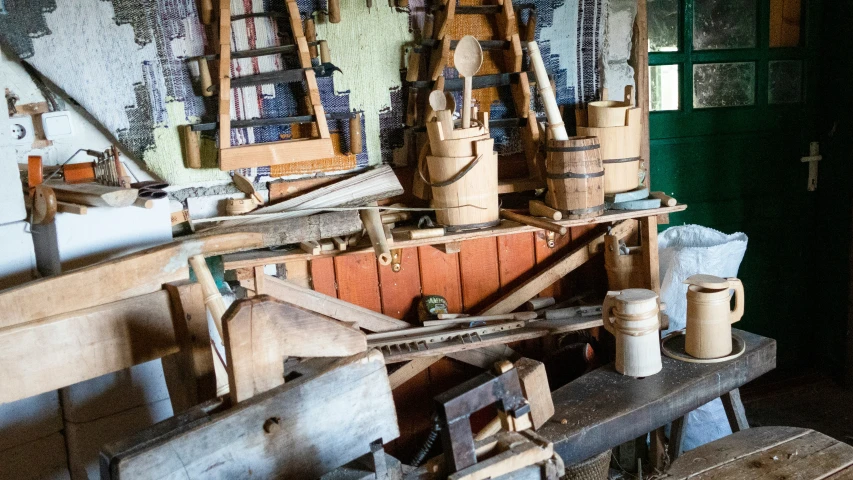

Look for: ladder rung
[229,63,338,89]
[187,42,322,62]
[230,11,287,21]
[407,71,536,90]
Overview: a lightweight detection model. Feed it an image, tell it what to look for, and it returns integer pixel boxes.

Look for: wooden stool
[666,426,853,479]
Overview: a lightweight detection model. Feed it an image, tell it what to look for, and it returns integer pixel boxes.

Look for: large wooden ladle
[454,35,483,129]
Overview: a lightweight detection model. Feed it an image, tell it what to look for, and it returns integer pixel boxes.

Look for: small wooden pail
[577,106,643,194]
[603,289,662,377]
[685,274,745,359]
[604,235,645,290]
[544,136,605,219]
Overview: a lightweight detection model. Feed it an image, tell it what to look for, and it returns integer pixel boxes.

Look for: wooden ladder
[215,0,334,171]
[406,0,541,181]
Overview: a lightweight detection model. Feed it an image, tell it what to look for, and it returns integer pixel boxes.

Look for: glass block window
[693,0,757,50]
[649,0,679,52]
[693,62,756,108]
[768,60,802,104]
[650,65,680,111]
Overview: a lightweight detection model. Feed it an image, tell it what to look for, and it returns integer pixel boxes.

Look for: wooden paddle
[454,35,483,129]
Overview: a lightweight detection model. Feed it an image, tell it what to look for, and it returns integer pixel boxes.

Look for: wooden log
[100,352,400,479]
[262,275,410,332]
[48,182,138,207]
[195,210,363,247]
[222,296,366,403]
[0,291,178,405]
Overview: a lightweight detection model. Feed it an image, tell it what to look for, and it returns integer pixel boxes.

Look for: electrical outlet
[10,116,35,146]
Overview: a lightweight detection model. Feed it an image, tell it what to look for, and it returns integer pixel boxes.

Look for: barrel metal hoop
[545,144,600,153]
[603,157,641,164]
[545,170,605,180]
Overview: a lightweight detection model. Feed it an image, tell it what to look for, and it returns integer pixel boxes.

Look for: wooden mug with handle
[685,276,745,359]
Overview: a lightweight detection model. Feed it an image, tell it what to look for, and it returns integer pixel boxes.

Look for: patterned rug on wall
[0,0,608,186]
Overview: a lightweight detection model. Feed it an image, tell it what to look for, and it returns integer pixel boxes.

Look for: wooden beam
[0,291,178,404]
[222,296,366,403]
[388,356,442,390]
[640,215,660,293]
[194,210,363,246]
[262,275,410,332]
[101,352,400,479]
[219,138,336,171]
[480,220,636,315]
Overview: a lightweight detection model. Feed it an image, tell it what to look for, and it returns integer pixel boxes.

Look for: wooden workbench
[537,328,776,465]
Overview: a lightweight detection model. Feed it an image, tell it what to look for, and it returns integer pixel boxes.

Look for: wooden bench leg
[721,388,749,433]
[668,416,687,461]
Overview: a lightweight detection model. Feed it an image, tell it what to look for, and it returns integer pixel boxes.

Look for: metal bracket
[390,249,403,272]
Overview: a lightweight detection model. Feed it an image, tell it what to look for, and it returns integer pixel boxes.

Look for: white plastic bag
[658,225,748,451]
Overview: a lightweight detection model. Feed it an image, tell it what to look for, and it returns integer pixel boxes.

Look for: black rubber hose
[411,412,442,467]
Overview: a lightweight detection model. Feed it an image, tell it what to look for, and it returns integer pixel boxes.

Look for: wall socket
[10,116,35,146]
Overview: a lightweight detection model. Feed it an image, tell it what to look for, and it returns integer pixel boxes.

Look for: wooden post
[631,0,650,187]
[640,215,660,293]
[188,254,227,340]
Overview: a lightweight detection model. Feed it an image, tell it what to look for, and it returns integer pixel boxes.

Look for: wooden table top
[666,427,853,479]
[537,328,777,464]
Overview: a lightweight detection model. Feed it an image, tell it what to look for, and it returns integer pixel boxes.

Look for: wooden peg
[199,0,213,24]
[350,113,363,154]
[649,191,677,207]
[181,125,202,169]
[406,51,421,83]
[305,19,318,58]
[528,200,562,221]
[328,0,341,23]
[500,209,567,236]
[423,14,435,39]
[319,40,331,63]
[197,58,213,97]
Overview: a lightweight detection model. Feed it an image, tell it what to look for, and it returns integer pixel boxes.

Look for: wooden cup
[603,289,662,377]
[685,278,745,359]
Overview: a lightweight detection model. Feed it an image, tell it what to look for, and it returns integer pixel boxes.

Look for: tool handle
[649,191,677,207]
[199,0,213,24]
[305,19,318,58]
[350,113,363,154]
[527,42,568,141]
[500,209,567,236]
[328,0,341,23]
[197,58,213,97]
[319,40,331,64]
[728,278,745,324]
[528,200,562,221]
[181,125,202,169]
[462,76,473,128]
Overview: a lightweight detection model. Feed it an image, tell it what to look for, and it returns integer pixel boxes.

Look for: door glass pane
[768,60,802,104]
[693,0,756,50]
[649,0,679,52]
[693,62,755,108]
[769,0,801,47]
[650,65,680,111]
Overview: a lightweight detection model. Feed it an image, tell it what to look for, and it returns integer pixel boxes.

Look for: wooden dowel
[650,191,677,207]
[188,254,226,342]
[406,51,421,83]
[319,40,331,64]
[305,19,318,58]
[182,125,202,169]
[197,59,213,97]
[527,41,568,141]
[528,200,562,221]
[500,209,567,235]
[423,14,435,39]
[350,113,363,154]
[406,227,445,240]
[328,0,341,23]
[360,204,392,265]
[525,297,555,311]
[56,201,88,215]
[474,417,502,441]
[199,0,213,24]
[133,198,154,209]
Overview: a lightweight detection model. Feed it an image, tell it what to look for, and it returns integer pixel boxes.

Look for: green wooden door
[647,0,821,368]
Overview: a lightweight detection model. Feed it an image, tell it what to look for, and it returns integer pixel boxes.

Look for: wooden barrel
[425,138,499,230]
[544,136,605,219]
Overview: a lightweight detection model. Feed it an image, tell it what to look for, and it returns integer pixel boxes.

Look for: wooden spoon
[428,90,447,112]
[454,35,483,129]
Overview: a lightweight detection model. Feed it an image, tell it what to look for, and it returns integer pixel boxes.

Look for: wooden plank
[388,356,442,390]
[0,291,178,404]
[282,260,311,289]
[217,0,232,148]
[497,232,537,291]
[631,0,650,184]
[481,221,635,315]
[334,253,383,313]
[668,415,686,461]
[418,245,463,313]
[310,257,338,297]
[219,138,336,171]
[640,215,660,293]
[458,238,501,312]
[222,296,366,403]
[161,281,217,414]
[262,274,410,332]
[538,329,777,465]
[378,248,422,321]
[101,352,400,479]
[514,358,555,430]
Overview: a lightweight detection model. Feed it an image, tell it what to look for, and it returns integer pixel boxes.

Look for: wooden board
[378,248,422,321]
[497,233,537,291]
[261,275,410,332]
[537,329,776,465]
[100,352,400,479]
[222,296,366,403]
[334,254,383,313]
[0,291,178,404]
[311,257,338,297]
[219,138,336,171]
[458,238,501,312]
[418,246,463,313]
[196,210,363,246]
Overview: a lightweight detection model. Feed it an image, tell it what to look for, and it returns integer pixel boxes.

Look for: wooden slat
[101,352,399,479]
[334,253,383,313]
[418,246,463,313]
[219,138,335,171]
[640,215,660,293]
[310,257,338,297]
[497,232,536,290]
[388,356,441,390]
[222,296,366,403]
[458,238,501,312]
[378,248,422,321]
[0,291,178,404]
[217,0,232,148]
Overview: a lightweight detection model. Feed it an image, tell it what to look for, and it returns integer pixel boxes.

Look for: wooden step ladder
[215,0,334,171]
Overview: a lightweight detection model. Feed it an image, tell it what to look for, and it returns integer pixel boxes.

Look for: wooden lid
[614,288,658,303]
[684,274,729,289]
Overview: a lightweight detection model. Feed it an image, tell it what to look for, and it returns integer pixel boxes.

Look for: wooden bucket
[424,138,499,230]
[604,235,645,290]
[544,136,605,219]
[587,86,635,127]
[577,108,642,194]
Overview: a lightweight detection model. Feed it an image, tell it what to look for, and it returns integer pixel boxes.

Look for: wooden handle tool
[360,203,392,265]
[182,125,202,169]
[328,0,341,23]
[528,200,562,221]
[650,191,677,207]
[528,41,568,141]
[305,19,318,58]
[350,113,363,154]
[199,0,213,24]
[406,227,445,240]
[500,209,567,235]
[196,58,213,97]
[319,40,331,63]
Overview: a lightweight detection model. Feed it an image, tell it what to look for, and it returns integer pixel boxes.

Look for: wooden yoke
[222,295,367,403]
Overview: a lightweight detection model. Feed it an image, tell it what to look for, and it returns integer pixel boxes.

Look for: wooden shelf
[222,204,687,270]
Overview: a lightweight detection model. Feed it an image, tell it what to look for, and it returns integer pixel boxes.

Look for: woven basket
[563,450,611,480]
